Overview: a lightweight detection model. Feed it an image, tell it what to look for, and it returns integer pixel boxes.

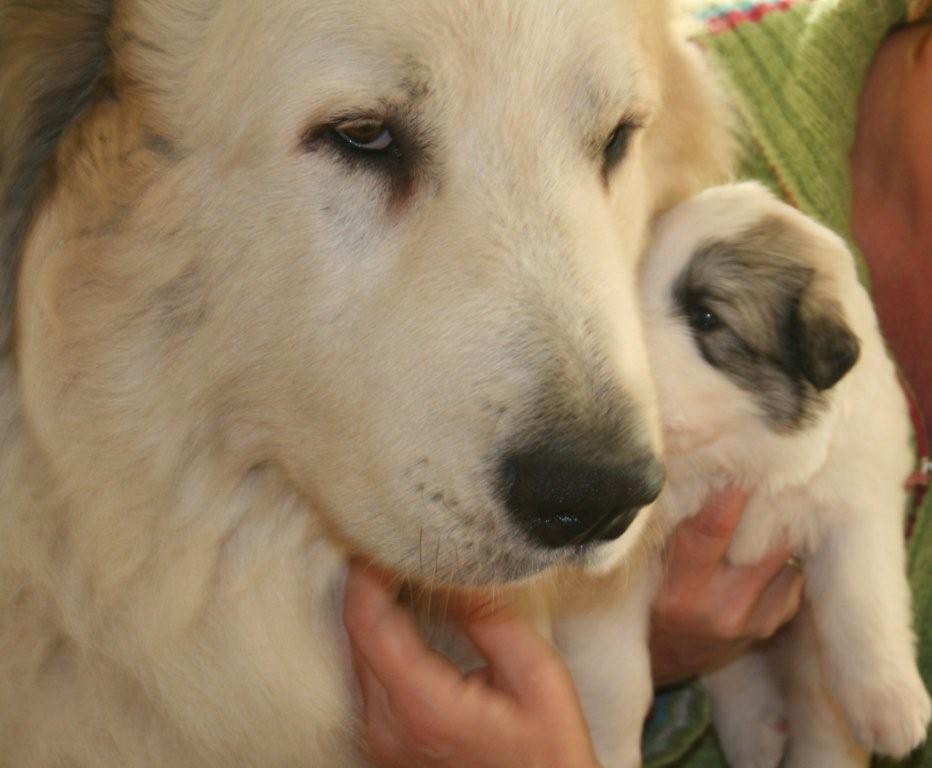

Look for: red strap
[907,461,930,492]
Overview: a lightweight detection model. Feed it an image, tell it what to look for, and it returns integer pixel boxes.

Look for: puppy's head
[642,183,861,457]
[3,0,734,586]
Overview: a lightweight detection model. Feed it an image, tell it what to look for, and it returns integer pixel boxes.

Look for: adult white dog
[560,183,930,768]
[0,1,731,765]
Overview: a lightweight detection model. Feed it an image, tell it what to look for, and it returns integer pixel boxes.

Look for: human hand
[649,488,805,686]
[343,563,600,768]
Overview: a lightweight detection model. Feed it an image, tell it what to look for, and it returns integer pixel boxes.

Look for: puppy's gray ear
[0,0,112,350]
[796,293,860,391]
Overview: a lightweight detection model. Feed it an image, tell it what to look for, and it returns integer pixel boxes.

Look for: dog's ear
[795,289,860,391]
[0,0,112,351]
[638,0,735,214]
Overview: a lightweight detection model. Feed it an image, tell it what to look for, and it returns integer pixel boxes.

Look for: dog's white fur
[559,183,931,767]
[0,1,735,764]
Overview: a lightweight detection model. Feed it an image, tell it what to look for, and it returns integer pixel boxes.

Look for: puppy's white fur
[560,183,930,767]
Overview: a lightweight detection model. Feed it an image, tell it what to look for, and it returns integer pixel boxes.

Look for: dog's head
[4,0,731,585]
[642,183,861,461]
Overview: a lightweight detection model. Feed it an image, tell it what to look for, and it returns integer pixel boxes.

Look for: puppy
[558,182,931,768]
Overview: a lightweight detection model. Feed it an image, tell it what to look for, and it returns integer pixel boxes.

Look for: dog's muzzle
[499,448,664,549]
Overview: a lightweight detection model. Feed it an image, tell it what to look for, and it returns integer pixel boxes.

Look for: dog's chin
[445,549,567,589]
[405,525,653,588]
[446,539,635,588]
[575,512,655,575]
[573,538,628,575]
[366,505,654,588]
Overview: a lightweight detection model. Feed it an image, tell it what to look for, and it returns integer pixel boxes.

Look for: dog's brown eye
[603,119,638,177]
[331,120,394,152]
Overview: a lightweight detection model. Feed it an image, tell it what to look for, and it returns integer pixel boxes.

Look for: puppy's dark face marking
[673,217,860,432]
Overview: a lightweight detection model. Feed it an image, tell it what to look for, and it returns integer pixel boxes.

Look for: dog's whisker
[441,580,452,626]
[418,526,424,579]
[431,539,442,621]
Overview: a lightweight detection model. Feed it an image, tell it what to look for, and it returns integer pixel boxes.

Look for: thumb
[671,487,748,572]
[459,604,568,706]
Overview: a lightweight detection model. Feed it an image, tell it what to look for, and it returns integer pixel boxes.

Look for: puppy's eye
[603,119,638,176]
[688,305,722,333]
[330,120,395,154]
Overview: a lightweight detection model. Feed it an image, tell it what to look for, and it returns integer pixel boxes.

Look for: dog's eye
[330,120,396,153]
[688,305,722,333]
[602,119,638,177]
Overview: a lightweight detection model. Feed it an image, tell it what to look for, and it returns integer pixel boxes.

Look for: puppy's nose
[500,450,664,549]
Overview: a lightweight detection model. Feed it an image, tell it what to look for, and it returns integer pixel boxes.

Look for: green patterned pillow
[643,684,712,767]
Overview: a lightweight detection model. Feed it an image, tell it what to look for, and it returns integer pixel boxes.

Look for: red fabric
[705,2,797,35]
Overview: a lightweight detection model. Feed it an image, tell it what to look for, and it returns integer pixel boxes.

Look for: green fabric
[643,684,712,768]
[898,491,932,768]
[696,0,913,288]
[640,1,932,765]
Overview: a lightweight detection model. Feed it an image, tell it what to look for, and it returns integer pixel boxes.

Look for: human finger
[744,565,805,640]
[463,609,600,768]
[701,544,796,638]
[345,566,514,765]
[343,564,464,710]
[460,603,571,706]
[350,641,411,766]
[350,639,393,725]
[666,488,749,575]
[716,541,794,604]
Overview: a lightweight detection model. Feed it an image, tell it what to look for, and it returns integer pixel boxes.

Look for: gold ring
[785,554,805,572]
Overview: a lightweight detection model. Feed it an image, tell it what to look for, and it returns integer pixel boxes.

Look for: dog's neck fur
[1,364,341,616]
[0,359,361,764]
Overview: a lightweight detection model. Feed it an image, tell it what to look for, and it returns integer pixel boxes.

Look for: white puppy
[559,182,931,768]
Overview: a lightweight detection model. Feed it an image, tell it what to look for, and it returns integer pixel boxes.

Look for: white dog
[558,182,931,768]
[0,1,735,765]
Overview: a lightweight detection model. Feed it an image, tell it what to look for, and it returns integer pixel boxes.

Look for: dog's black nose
[500,450,664,549]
